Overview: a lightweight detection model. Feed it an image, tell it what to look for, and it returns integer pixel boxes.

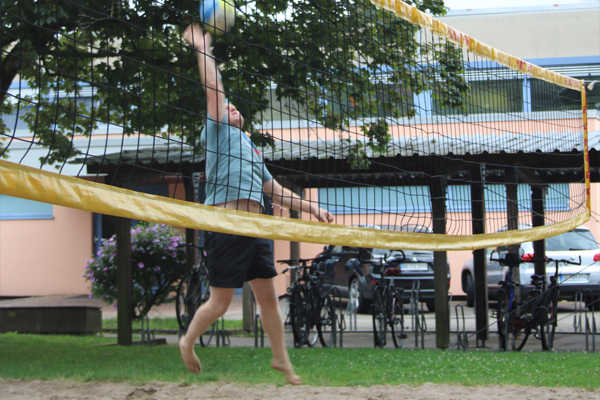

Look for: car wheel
[465,273,475,308]
[425,299,435,312]
[349,278,370,314]
[585,296,599,312]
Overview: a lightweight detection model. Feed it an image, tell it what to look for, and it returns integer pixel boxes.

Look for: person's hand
[183,23,212,52]
[314,207,334,224]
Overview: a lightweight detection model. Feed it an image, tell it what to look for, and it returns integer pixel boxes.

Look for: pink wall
[0,205,92,296]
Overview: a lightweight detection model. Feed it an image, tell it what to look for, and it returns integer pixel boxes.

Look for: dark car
[314,224,450,313]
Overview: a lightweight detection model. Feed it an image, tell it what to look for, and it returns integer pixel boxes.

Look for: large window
[531,75,600,112]
[319,186,431,214]
[319,183,570,214]
[448,184,570,212]
[433,78,523,116]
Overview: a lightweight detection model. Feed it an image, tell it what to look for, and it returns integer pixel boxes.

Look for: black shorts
[204,231,278,288]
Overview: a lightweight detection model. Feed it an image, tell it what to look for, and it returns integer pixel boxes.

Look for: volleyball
[199,0,235,36]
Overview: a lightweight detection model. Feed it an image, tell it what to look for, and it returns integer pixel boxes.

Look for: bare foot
[179,335,202,374]
[271,359,302,385]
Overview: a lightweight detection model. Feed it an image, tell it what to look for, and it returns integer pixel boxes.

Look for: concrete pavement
[2,294,599,352]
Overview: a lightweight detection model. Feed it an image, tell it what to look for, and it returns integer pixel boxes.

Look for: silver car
[461,225,600,310]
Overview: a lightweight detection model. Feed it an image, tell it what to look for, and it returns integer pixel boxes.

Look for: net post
[531,186,547,277]
[116,215,133,346]
[505,167,521,304]
[430,175,450,349]
[470,165,489,344]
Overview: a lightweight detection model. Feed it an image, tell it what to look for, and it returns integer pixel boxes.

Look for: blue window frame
[319,183,570,214]
[447,184,570,212]
[318,186,431,214]
[0,195,53,220]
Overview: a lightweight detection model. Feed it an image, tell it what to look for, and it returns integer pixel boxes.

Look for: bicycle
[175,248,216,346]
[280,257,337,348]
[364,250,407,349]
[494,251,581,351]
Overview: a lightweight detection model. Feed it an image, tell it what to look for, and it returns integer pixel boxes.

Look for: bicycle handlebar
[277,256,331,266]
[546,256,582,266]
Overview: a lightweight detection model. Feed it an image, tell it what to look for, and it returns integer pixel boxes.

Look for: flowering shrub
[85,222,187,319]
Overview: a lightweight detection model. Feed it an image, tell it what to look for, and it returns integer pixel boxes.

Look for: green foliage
[428,42,471,111]
[345,119,391,169]
[84,223,186,319]
[0,0,466,168]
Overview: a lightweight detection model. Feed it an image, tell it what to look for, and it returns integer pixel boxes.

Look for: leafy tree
[0,0,465,167]
[84,222,187,319]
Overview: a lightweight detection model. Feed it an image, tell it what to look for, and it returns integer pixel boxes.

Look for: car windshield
[546,229,599,251]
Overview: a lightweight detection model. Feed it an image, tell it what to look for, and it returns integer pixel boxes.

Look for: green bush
[85,222,186,318]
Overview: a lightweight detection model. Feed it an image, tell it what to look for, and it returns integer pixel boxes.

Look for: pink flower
[138,262,144,269]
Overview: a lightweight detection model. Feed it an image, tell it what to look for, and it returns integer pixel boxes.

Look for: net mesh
[0,0,590,250]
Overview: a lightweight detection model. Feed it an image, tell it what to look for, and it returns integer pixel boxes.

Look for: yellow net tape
[0,160,589,251]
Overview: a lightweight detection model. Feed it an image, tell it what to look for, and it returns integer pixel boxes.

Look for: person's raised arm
[263,179,334,223]
[183,24,227,122]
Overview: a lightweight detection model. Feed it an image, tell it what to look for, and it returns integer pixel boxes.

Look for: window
[447,184,570,212]
[318,186,431,214]
[531,75,600,111]
[320,183,570,215]
[0,194,53,220]
[433,78,523,115]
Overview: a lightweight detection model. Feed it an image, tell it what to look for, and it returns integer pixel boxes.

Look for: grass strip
[0,333,599,388]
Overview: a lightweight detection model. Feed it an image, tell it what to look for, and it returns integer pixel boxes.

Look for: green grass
[1,332,599,388]
[101,317,244,331]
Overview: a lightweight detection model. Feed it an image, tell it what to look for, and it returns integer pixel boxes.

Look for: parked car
[461,225,600,309]
[313,224,450,313]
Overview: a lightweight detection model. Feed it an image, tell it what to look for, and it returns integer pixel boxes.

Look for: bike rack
[140,314,156,346]
[584,289,597,353]
[330,287,345,348]
[215,317,230,347]
[410,281,426,349]
[254,314,265,348]
[574,291,584,333]
[251,293,265,348]
[454,299,469,351]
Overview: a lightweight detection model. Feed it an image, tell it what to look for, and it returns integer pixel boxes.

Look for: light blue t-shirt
[200,114,273,207]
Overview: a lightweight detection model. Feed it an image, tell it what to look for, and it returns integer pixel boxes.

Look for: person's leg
[249,278,301,385]
[179,286,235,373]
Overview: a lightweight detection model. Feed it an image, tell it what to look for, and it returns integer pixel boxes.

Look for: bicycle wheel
[511,309,530,351]
[290,285,318,348]
[541,292,558,351]
[511,324,530,351]
[371,291,387,348]
[496,289,509,351]
[317,294,337,348]
[390,289,406,349]
[176,273,202,333]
